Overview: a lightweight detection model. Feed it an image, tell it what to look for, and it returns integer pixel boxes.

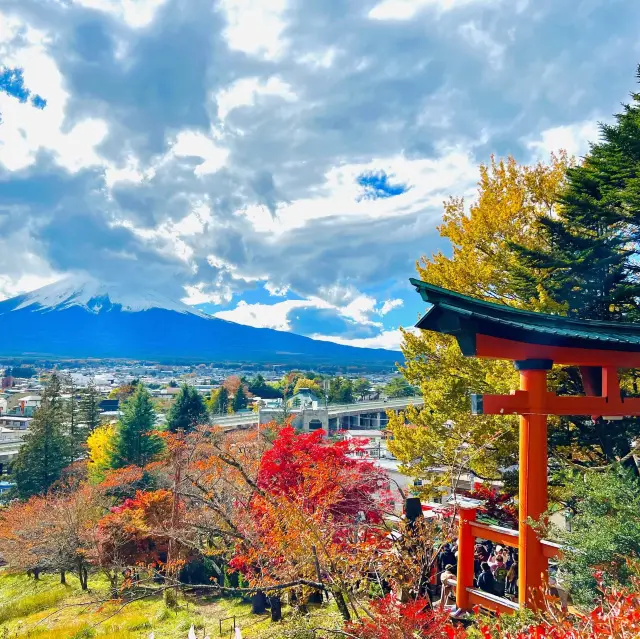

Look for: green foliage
[353,378,372,400]
[248,374,283,399]
[166,384,208,433]
[208,386,230,415]
[232,385,248,412]
[80,379,102,433]
[328,377,354,404]
[384,376,415,398]
[62,373,83,458]
[4,366,36,379]
[515,77,640,322]
[553,468,640,606]
[12,373,73,498]
[112,385,164,468]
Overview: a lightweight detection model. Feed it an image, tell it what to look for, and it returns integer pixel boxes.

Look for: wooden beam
[469,521,518,548]
[473,391,640,417]
[475,334,640,368]
[467,588,520,615]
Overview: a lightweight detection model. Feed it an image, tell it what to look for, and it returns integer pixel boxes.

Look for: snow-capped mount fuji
[10,277,208,317]
[0,278,400,365]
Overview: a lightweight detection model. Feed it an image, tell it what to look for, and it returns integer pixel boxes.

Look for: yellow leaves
[418,152,572,309]
[293,377,322,396]
[396,153,573,493]
[86,423,116,483]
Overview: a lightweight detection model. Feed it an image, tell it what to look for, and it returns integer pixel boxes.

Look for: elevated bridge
[0,432,26,474]
[211,396,424,432]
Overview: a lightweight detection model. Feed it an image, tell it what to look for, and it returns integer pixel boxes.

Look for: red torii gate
[411,279,640,612]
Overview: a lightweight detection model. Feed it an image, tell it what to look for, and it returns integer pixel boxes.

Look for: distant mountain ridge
[0,278,400,365]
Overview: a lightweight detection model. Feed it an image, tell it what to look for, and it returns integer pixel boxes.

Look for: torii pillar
[516,358,551,606]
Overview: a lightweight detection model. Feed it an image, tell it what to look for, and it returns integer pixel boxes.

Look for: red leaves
[230,426,392,588]
[452,579,640,639]
[462,483,518,528]
[346,595,451,639]
[257,426,386,521]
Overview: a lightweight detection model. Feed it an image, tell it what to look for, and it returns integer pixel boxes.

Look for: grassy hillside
[0,570,344,639]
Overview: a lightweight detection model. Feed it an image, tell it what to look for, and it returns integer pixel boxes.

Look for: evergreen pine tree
[62,373,83,458]
[12,373,72,498]
[514,68,640,320]
[112,385,164,467]
[232,386,248,413]
[167,384,208,433]
[80,379,102,433]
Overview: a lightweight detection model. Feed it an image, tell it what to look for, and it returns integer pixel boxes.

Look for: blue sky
[0,0,638,350]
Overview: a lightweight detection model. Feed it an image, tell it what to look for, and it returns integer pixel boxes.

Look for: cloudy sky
[0,0,638,350]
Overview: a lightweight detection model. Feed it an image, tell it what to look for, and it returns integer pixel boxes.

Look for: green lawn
[0,570,344,639]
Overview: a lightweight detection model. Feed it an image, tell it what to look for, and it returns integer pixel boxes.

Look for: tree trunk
[107,572,119,598]
[269,596,282,622]
[60,570,66,584]
[332,588,351,622]
[251,591,267,614]
[78,565,88,591]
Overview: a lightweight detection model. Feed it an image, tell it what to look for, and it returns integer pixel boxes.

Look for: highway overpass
[211,396,425,432]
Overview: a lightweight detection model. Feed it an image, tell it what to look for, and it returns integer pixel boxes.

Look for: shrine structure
[411,278,640,613]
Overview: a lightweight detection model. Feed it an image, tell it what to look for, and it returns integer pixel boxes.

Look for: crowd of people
[434,539,519,608]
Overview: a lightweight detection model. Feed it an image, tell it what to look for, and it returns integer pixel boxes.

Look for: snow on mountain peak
[13,276,209,317]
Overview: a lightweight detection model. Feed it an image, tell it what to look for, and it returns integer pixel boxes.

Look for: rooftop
[411,278,640,366]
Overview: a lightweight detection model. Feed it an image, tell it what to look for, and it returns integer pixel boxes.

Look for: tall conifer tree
[112,385,164,467]
[12,373,72,498]
[80,379,102,434]
[167,384,208,432]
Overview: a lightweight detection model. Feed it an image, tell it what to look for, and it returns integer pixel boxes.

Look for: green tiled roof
[410,278,640,353]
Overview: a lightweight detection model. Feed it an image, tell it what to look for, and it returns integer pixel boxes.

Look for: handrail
[541,539,563,559]
[467,588,520,613]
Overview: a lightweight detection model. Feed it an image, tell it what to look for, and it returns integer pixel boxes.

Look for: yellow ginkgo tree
[388,153,572,496]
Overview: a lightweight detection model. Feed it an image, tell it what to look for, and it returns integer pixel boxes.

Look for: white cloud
[297,48,339,69]
[459,22,505,70]
[236,145,478,233]
[368,0,493,21]
[311,328,413,351]
[215,299,324,331]
[217,0,288,60]
[169,130,229,176]
[71,0,168,28]
[182,283,232,306]
[525,119,600,159]
[342,295,379,324]
[213,292,384,332]
[379,299,403,315]
[265,282,290,296]
[105,156,155,188]
[0,272,61,301]
[216,76,297,122]
[0,15,109,173]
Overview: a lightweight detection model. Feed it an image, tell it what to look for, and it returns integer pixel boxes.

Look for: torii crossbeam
[411,278,640,610]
